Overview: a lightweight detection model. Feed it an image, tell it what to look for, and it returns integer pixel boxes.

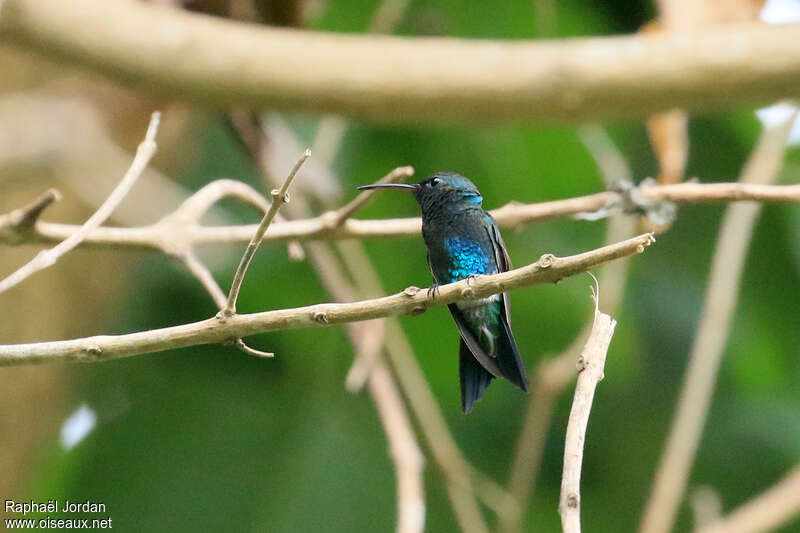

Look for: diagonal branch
[638,112,798,533]
[221,149,310,317]
[0,233,654,365]
[697,465,800,533]
[0,111,161,295]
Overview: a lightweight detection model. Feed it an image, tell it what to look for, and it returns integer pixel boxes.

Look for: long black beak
[357,183,419,191]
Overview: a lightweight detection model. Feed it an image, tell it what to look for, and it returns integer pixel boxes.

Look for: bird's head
[358,172,483,217]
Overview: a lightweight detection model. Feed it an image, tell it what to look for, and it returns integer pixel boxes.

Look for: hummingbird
[358,172,529,413]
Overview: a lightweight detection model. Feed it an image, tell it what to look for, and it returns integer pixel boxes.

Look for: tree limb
[1,0,800,124]
[0,233,654,365]
[4,182,799,251]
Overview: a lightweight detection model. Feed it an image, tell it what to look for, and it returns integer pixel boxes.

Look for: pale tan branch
[368,362,426,533]
[2,0,800,124]
[559,284,617,533]
[698,465,800,533]
[0,232,654,364]
[0,111,161,295]
[0,188,61,244]
[5,182,800,252]
[638,113,798,533]
[222,149,310,316]
[503,129,637,533]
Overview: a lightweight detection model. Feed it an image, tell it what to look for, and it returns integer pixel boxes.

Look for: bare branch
[0,189,61,244]
[559,280,617,533]
[698,465,800,533]
[0,233,654,364]
[502,128,636,533]
[221,149,310,317]
[0,111,161,295]
[7,182,800,251]
[639,112,798,533]
[2,0,800,123]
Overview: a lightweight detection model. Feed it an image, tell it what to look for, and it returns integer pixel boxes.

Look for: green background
[15,0,800,531]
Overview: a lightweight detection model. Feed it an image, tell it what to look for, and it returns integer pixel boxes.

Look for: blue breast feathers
[443,236,495,281]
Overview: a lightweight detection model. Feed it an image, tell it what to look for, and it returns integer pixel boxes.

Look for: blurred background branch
[0,0,799,124]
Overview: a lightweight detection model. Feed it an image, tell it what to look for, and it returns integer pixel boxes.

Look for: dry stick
[221,149,310,317]
[4,0,800,124]
[638,113,798,533]
[0,188,61,244]
[698,465,800,533]
[11,182,800,250]
[0,234,654,361]
[559,280,617,533]
[0,111,161,295]
[218,150,311,357]
[502,125,636,533]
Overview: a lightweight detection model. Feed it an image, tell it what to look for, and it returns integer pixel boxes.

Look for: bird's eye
[430,177,441,186]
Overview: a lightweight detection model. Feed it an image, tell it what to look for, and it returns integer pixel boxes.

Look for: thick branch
[0,233,654,365]
[5,182,800,251]
[1,0,800,124]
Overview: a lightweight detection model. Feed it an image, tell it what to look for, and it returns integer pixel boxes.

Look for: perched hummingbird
[358,172,529,413]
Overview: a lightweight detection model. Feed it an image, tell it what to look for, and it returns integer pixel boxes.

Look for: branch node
[215,309,233,322]
[312,310,329,324]
[84,345,103,360]
[538,254,556,269]
[234,338,275,358]
[403,286,420,297]
[567,493,580,508]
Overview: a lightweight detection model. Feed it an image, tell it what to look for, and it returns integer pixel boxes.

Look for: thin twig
[559,278,617,533]
[221,149,310,317]
[8,182,800,251]
[698,465,800,533]
[638,112,798,533]
[0,111,161,295]
[0,233,655,364]
[0,188,61,244]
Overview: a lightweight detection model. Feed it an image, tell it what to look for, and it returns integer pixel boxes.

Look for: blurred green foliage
[18,0,800,531]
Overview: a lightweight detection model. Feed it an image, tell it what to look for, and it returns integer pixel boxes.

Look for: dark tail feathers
[459,340,494,413]
[495,313,530,392]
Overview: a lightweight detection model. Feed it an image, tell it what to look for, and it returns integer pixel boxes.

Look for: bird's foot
[427,283,440,299]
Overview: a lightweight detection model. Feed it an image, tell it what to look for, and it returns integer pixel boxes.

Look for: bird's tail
[495,313,530,392]
[459,339,494,413]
